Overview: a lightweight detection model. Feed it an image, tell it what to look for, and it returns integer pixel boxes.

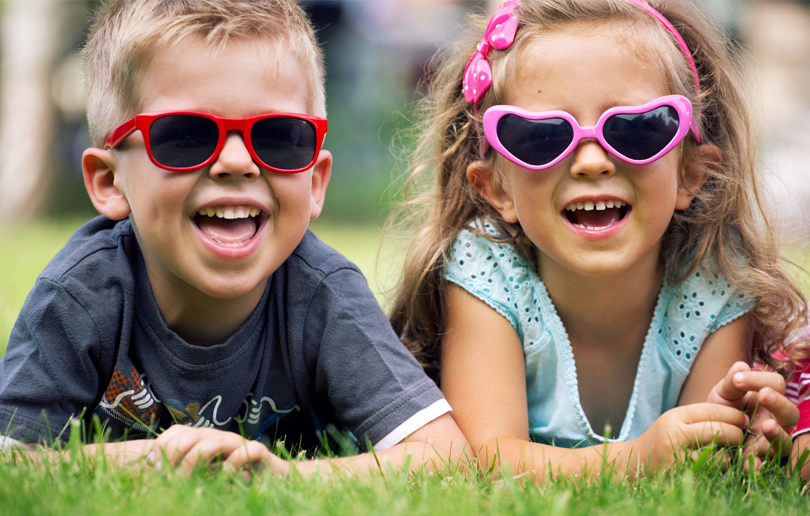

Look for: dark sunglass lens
[496,115,574,166]
[251,117,317,171]
[603,106,680,161]
[149,115,219,168]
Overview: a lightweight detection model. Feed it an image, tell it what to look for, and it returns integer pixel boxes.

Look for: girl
[390,0,806,479]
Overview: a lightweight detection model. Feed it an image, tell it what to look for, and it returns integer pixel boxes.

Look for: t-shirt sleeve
[302,267,445,447]
[0,279,107,444]
[443,225,529,339]
[661,268,756,372]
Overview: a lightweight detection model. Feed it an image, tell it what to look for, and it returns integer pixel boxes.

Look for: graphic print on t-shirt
[95,361,301,441]
[97,364,162,434]
[162,370,300,435]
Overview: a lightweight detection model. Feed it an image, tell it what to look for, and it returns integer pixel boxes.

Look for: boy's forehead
[137,34,311,115]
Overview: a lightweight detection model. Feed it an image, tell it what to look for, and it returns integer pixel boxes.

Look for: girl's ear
[675,144,722,211]
[466,160,518,223]
[82,148,132,220]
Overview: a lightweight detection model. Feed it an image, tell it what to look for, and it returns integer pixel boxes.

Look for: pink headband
[462,0,702,104]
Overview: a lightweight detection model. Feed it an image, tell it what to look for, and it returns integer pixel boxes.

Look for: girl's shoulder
[656,265,755,367]
[444,220,535,332]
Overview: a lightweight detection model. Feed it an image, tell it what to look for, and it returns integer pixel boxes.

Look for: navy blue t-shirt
[0,217,442,450]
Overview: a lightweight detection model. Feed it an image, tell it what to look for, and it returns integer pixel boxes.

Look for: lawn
[1,218,809,514]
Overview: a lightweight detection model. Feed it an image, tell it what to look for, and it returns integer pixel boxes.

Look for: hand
[635,403,748,471]
[707,361,799,469]
[149,425,289,477]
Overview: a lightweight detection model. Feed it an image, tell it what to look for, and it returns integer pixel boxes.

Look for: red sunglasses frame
[103,111,329,173]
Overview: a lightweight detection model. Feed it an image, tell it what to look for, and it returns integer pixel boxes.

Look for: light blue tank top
[444,222,752,448]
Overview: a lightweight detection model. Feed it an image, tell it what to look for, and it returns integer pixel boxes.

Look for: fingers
[664,404,748,449]
[746,387,800,429]
[176,432,248,474]
[707,362,751,406]
[681,422,746,448]
[744,418,793,461]
[150,425,247,472]
[222,441,285,476]
[732,369,787,397]
[677,402,750,429]
[151,425,212,467]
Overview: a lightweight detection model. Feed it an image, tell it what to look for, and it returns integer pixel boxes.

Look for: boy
[0,0,463,475]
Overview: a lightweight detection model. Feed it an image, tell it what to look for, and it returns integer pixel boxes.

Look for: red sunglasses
[104,111,328,173]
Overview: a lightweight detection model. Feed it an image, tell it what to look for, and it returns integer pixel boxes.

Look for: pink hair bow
[462,0,520,104]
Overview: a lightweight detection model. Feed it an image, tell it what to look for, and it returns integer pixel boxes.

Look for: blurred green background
[1,0,810,352]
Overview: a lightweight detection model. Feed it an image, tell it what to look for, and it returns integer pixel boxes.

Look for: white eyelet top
[444,221,753,447]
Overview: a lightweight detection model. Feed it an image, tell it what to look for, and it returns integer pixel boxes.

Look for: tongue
[196,216,256,245]
[568,208,622,229]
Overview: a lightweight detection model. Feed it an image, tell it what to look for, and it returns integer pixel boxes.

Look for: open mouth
[563,200,630,230]
[193,205,265,247]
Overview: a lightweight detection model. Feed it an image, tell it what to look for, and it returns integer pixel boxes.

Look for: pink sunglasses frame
[483,95,701,170]
[104,111,329,173]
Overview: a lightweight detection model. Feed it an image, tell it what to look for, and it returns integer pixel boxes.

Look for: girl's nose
[209,131,261,180]
[568,140,615,179]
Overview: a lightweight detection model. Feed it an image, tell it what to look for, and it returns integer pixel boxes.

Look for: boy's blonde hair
[82,0,326,148]
[389,0,810,377]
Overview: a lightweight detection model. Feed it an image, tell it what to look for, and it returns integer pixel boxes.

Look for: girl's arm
[442,285,747,481]
[679,318,798,468]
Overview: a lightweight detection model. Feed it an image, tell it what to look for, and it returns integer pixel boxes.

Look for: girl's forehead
[500,22,673,107]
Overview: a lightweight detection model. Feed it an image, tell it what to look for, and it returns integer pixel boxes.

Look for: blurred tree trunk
[0,0,65,221]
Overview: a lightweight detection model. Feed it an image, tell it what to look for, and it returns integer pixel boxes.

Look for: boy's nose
[569,140,615,179]
[209,131,260,180]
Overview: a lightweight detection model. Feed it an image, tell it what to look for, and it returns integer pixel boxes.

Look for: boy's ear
[675,144,721,211]
[466,160,518,223]
[82,148,131,220]
[309,149,332,220]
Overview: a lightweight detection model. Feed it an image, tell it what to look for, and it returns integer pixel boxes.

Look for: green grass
[0,445,808,516]
[1,220,810,513]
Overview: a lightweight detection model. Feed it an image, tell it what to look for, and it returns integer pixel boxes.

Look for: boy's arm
[2,436,155,468]
[146,413,465,476]
[0,278,111,448]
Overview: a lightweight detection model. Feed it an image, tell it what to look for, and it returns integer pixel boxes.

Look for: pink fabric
[462,0,520,104]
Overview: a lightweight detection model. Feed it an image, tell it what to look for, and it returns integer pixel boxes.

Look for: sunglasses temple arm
[689,116,702,144]
[103,119,137,150]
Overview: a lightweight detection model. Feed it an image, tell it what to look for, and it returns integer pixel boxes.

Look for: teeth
[197,205,262,218]
[565,200,626,212]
